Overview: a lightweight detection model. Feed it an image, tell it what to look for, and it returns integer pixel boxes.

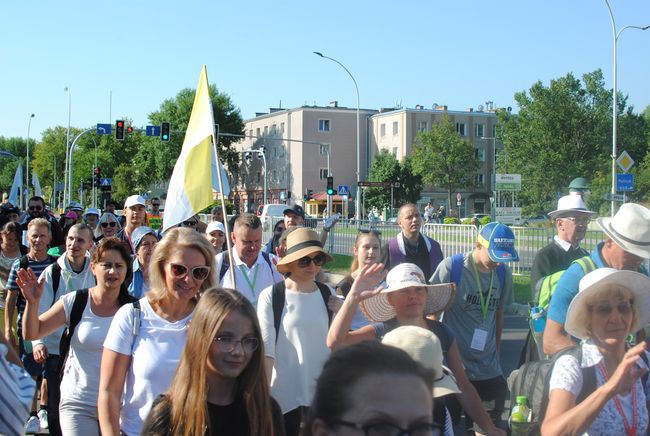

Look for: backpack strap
[272,281,286,344]
[315,281,333,326]
[261,251,273,272]
[219,254,230,282]
[50,261,62,306]
[538,346,583,422]
[450,253,464,288]
[67,289,89,339]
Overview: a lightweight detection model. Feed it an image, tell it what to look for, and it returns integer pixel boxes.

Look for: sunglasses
[101,222,117,228]
[181,220,198,227]
[589,301,633,317]
[29,205,43,211]
[168,263,211,281]
[214,335,259,353]
[152,203,160,207]
[297,253,327,268]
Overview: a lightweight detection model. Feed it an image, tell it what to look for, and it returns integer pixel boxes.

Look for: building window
[392,147,398,157]
[380,123,386,138]
[320,143,330,156]
[318,119,331,132]
[319,168,329,179]
[475,123,484,138]
[256,128,261,138]
[475,174,485,187]
[475,148,485,162]
[392,121,398,136]
[263,126,268,136]
[492,124,497,138]
[280,169,285,182]
[278,145,285,158]
[456,122,466,136]
[271,124,277,134]
[417,121,428,132]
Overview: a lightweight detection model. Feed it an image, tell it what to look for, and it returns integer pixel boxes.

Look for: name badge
[470,328,488,351]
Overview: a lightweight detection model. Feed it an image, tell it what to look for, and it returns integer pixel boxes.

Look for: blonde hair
[575,284,638,338]
[147,227,216,304]
[165,288,275,435]
[350,231,381,273]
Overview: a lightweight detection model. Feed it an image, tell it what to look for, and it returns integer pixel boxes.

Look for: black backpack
[56,289,89,381]
[271,281,333,343]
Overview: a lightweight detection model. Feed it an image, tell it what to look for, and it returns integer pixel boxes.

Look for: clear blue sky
[2,0,649,141]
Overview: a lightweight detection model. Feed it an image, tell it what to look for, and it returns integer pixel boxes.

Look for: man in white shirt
[216,214,283,306]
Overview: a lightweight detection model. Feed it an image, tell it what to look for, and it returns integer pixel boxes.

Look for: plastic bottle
[531,306,546,334]
[510,395,532,435]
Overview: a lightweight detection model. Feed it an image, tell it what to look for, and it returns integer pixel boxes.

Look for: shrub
[444,217,460,224]
[479,216,492,226]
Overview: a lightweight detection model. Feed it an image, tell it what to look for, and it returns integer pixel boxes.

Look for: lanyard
[597,361,638,436]
[471,255,494,319]
[239,264,259,299]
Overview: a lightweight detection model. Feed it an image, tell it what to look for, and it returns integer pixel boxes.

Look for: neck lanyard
[597,361,638,436]
[471,254,494,319]
[238,264,259,298]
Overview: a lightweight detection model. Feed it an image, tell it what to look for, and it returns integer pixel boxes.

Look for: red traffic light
[94,167,101,174]
[117,121,124,128]
[127,126,134,134]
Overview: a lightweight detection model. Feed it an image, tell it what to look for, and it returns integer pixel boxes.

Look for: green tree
[364,150,421,211]
[411,114,479,209]
[0,137,27,197]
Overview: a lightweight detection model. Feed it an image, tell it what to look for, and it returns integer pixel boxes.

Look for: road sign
[100,178,112,186]
[456,193,462,201]
[358,181,391,188]
[495,174,522,191]
[96,123,112,135]
[603,193,626,202]
[616,151,635,173]
[146,125,161,137]
[616,173,634,192]
[338,185,350,196]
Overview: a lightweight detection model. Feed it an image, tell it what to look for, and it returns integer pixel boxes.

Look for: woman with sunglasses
[142,288,285,435]
[98,228,216,436]
[542,268,650,435]
[17,237,136,436]
[257,227,337,436]
[94,213,122,243]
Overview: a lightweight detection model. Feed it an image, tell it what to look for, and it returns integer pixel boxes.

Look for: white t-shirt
[60,291,114,408]
[257,283,333,413]
[216,251,283,307]
[549,340,650,435]
[103,297,193,436]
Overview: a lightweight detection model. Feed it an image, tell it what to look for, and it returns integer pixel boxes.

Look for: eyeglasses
[589,301,634,317]
[331,420,440,436]
[101,222,117,228]
[152,203,160,207]
[297,253,327,268]
[564,216,590,225]
[29,205,43,211]
[168,263,211,281]
[181,220,198,227]
[214,335,259,353]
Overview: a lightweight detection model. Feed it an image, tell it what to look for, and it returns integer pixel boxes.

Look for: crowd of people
[2,186,650,436]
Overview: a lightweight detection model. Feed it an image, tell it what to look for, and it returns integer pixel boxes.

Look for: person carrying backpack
[256,227,337,436]
[542,268,650,435]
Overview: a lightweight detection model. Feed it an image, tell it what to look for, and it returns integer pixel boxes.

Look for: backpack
[19,255,60,306]
[449,253,506,290]
[56,289,89,381]
[219,251,273,282]
[507,346,649,435]
[271,281,332,344]
[535,256,596,310]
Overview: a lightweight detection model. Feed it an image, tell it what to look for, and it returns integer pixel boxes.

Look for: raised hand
[348,263,387,302]
[605,341,648,396]
[16,267,45,303]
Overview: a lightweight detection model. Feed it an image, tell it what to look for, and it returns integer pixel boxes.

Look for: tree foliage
[411,114,480,209]
[364,150,422,210]
[0,137,27,197]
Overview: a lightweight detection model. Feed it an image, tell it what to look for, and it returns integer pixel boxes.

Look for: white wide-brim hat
[382,326,461,398]
[565,268,650,340]
[597,203,650,259]
[548,194,596,219]
[360,263,455,322]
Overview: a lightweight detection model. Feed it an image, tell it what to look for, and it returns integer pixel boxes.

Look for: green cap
[516,395,528,405]
[568,177,589,191]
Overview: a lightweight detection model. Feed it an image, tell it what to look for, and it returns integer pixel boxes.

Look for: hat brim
[432,366,461,398]
[276,246,332,273]
[597,217,650,259]
[283,208,304,218]
[548,209,596,219]
[487,247,519,263]
[361,283,456,322]
[565,270,650,340]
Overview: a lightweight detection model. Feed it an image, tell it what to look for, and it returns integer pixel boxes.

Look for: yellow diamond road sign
[616,151,634,173]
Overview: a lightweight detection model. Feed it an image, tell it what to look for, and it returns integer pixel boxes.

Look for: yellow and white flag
[163,65,229,231]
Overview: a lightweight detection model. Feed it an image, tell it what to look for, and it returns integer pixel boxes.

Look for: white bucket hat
[360,263,455,322]
[565,268,650,340]
[382,326,460,398]
[597,203,650,259]
[548,195,596,219]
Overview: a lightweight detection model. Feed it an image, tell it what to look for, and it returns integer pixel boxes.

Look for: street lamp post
[481,136,498,220]
[63,86,72,208]
[602,0,649,216]
[25,113,35,208]
[314,51,361,220]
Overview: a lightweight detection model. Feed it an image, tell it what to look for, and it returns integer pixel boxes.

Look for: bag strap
[272,281,286,344]
[51,262,62,306]
[67,289,89,340]
[450,253,464,288]
[219,254,230,282]
[315,281,333,326]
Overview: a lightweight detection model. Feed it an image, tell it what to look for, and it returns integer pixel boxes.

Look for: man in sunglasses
[116,195,147,254]
[544,202,650,356]
[19,196,64,247]
[215,213,283,307]
[146,197,163,231]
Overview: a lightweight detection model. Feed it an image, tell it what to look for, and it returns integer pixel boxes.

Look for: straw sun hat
[275,227,333,273]
[360,263,455,322]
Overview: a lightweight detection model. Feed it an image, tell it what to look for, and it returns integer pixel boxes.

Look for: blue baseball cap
[477,222,519,262]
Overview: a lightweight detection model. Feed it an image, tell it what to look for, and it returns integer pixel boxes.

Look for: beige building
[231,103,377,216]
[369,105,504,216]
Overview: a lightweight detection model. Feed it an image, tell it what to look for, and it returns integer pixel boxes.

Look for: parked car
[523,214,548,226]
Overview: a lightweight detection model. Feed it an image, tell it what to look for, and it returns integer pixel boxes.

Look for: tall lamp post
[63,86,71,208]
[25,113,35,208]
[602,0,649,216]
[313,51,361,220]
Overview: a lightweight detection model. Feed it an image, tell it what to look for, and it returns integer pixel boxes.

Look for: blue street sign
[338,185,349,196]
[146,125,161,137]
[100,178,112,186]
[96,123,112,135]
[616,173,634,192]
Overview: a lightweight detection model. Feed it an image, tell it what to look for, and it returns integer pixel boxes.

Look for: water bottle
[510,395,532,435]
[531,306,546,334]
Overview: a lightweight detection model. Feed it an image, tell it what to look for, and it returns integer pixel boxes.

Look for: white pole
[64,87,71,208]
[25,113,34,208]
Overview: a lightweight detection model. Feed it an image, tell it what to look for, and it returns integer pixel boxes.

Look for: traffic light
[115,120,125,141]
[126,126,134,134]
[161,122,170,141]
[326,176,335,195]
[94,167,101,187]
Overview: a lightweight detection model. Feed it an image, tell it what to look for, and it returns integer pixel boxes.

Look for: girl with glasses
[94,213,122,242]
[257,227,337,436]
[98,228,216,436]
[142,288,285,435]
